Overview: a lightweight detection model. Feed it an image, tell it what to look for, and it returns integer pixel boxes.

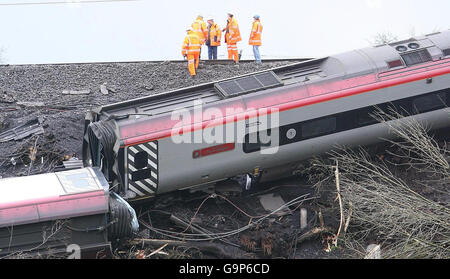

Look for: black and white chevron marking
[127,141,158,197]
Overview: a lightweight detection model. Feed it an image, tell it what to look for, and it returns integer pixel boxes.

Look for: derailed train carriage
[0,168,138,258]
[83,31,450,201]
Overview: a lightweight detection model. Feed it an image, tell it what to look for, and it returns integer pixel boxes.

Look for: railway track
[0,58,311,67]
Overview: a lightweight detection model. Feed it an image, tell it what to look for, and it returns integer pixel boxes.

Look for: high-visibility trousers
[187,53,200,76]
[227,43,239,62]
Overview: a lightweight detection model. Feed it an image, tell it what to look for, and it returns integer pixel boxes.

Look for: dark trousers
[208,46,218,60]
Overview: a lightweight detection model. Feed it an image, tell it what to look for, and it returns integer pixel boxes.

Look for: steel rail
[0,58,312,67]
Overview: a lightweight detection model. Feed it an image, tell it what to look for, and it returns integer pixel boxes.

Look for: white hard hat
[186,26,193,31]
[207,15,214,21]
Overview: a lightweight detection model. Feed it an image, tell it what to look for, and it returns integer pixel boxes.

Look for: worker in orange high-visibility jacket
[191,15,208,59]
[181,26,201,77]
[206,16,221,60]
[249,15,263,64]
[223,12,241,63]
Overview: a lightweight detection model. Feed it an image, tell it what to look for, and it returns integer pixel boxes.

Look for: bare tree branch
[311,109,450,258]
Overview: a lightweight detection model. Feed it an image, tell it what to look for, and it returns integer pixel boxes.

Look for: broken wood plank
[17,101,45,107]
[131,239,185,247]
[300,208,308,230]
[148,243,169,257]
[62,89,91,95]
[297,227,333,244]
[130,238,247,258]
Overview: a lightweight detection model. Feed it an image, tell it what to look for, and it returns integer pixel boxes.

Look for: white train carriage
[0,168,138,258]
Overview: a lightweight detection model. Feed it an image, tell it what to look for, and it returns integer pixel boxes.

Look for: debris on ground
[54,157,84,171]
[17,101,45,108]
[258,193,289,216]
[0,116,8,130]
[0,117,44,143]
[100,83,117,95]
[0,131,65,176]
[113,182,344,259]
[300,208,308,230]
[62,89,91,95]
[142,84,154,91]
[100,83,109,95]
[0,89,16,103]
[364,244,381,259]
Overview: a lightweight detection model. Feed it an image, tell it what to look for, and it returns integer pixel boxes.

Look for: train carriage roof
[86,30,450,145]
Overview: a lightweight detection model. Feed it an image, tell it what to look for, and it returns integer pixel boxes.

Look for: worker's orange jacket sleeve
[181,36,189,56]
[201,21,208,43]
[249,20,262,46]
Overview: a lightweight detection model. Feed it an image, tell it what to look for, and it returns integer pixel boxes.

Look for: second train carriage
[83,31,450,201]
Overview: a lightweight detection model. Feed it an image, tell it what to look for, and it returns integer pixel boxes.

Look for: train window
[243,130,272,153]
[355,109,375,126]
[443,49,450,57]
[134,151,148,169]
[131,168,151,181]
[387,60,403,69]
[242,89,447,154]
[412,93,447,113]
[301,117,336,139]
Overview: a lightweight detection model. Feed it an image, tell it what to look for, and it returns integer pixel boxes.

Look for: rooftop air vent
[215,71,283,98]
[401,49,432,66]
[396,45,408,52]
[408,42,420,49]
